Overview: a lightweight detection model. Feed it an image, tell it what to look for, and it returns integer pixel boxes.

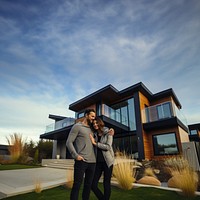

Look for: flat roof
[69,82,182,112]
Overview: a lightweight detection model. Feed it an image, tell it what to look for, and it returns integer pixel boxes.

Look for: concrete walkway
[0,167,71,199]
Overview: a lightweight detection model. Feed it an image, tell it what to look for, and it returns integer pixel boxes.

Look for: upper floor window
[156,102,172,120]
[190,129,198,135]
[76,111,84,119]
[109,97,136,131]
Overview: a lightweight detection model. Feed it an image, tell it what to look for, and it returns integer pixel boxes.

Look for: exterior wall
[146,127,182,160]
[178,126,190,143]
[151,96,173,106]
[52,141,57,159]
[182,142,200,171]
[59,140,67,159]
[138,92,151,159]
[52,140,66,159]
[138,93,185,160]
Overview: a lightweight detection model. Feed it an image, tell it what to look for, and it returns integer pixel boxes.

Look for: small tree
[25,139,37,158]
[37,139,53,162]
[34,149,39,164]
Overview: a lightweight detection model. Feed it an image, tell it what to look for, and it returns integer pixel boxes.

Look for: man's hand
[76,155,85,161]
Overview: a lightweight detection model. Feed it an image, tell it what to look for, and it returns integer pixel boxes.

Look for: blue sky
[0,0,200,145]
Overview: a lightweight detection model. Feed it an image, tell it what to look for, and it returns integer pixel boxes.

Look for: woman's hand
[108,128,114,136]
[90,134,97,145]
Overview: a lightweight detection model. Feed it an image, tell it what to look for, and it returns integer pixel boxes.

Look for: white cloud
[0,0,200,144]
[0,95,74,145]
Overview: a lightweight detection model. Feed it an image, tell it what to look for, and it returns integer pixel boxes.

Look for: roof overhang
[188,123,200,130]
[153,89,182,109]
[40,125,73,140]
[69,82,154,112]
[143,117,188,132]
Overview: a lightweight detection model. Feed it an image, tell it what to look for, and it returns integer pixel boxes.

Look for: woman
[90,117,115,200]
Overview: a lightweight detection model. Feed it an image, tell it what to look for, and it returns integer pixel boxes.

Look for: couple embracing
[66,108,115,200]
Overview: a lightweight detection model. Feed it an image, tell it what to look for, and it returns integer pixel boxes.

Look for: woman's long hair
[91,117,105,133]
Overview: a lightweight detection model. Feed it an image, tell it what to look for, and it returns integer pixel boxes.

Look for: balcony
[102,104,136,131]
[142,101,187,127]
[103,104,128,126]
[45,117,75,133]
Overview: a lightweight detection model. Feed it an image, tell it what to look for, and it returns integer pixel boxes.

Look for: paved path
[0,167,71,199]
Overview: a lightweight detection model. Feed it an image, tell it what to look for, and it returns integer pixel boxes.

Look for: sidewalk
[0,167,71,199]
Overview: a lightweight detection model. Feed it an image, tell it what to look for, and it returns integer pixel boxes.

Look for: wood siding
[138,92,151,159]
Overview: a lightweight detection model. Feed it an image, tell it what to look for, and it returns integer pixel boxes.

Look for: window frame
[152,132,179,156]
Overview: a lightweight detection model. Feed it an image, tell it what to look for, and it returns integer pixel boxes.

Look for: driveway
[0,167,71,199]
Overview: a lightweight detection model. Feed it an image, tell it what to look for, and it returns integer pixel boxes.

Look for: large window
[76,111,84,119]
[190,129,198,135]
[153,133,179,155]
[110,97,136,131]
[113,135,137,156]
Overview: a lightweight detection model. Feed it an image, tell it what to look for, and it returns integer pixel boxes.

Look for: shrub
[34,149,39,164]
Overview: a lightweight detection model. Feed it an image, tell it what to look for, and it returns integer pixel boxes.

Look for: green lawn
[1,165,199,199]
[0,164,42,170]
[4,184,200,200]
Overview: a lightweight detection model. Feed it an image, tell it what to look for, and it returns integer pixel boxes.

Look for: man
[66,108,96,200]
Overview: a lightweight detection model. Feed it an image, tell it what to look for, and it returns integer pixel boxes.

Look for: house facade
[188,123,200,142]
[40,82,189,161]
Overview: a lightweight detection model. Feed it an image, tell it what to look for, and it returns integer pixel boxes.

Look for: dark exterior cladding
[49,114,66,121]
[69,82,182,112]
[188,123,200,130]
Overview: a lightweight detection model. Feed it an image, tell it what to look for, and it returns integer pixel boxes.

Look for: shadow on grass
[3,184,200,200]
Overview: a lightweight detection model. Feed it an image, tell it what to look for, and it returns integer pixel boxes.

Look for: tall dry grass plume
[6,133,26,163]
[165,156,198,197]
[113,151,141,190]
[34,178,42,193]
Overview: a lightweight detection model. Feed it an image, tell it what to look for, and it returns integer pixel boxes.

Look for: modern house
[0,145,9,156]
[188,123,200,142]
[40,82,190,161]
[0,144,10,162]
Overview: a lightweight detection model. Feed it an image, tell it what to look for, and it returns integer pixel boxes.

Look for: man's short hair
[84,108,95,116]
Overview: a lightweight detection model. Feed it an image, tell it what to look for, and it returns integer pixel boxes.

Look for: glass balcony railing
[103,104,128,126]
[142,101,187,127]
[173,104,188,127]
[103,104,136,130]
[45,117,75,133]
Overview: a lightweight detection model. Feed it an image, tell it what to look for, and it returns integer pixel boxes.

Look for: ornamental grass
[113,151,141,190]
[6,133,26,163]
[34,178,42,193]
[165,156,198,197]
